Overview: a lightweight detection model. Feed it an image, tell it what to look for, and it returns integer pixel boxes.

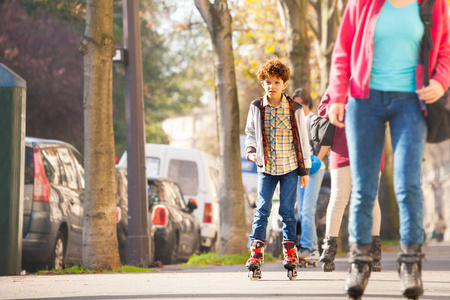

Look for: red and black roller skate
[246,240,264,281]
[282,241,299,280]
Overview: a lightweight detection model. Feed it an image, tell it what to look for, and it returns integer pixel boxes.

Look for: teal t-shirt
[370,1,424,92]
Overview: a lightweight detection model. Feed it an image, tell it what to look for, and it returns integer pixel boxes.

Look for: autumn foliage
[0,1,84,150]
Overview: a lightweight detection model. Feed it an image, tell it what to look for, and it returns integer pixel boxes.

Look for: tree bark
[194,0,247,255]
[81,0,121,270]
[277,0,311,92]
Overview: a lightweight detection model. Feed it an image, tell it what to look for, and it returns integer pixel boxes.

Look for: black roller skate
[371,235,382,272]
[282,241,298,280]
[345,244,373,300]
[320,236,338,272]
[398,245,424,300]
[246,240,264,281]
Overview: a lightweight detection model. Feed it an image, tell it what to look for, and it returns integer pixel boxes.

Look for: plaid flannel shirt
[263,95,298,175]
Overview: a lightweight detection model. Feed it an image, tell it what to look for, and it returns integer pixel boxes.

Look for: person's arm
[323,0,358,106]
[245,104,257,162]
[432,0,450,91]
[416,0,450,103]
[296,108,311,170]
[299,175,309,188]
[321,0,357,127]
[317,146,331,161]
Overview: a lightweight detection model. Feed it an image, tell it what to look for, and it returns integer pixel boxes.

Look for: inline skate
[345,244,373,300]
[246,240,264,281]
[320,236,338,272]
[371,235,382,272]
[283,241,299,280]
[398,245,424,300]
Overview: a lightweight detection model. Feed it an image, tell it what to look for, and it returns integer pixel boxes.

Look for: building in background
[162,92,217,153]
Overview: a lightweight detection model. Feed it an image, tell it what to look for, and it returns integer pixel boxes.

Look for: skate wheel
[288,270,295,280]
[322,262,334,272]
[248,270,259,281]
[407,297,419,300]
[313,261,318,268]
[304,262,308,268]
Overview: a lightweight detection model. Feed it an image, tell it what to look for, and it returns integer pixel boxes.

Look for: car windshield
[161,181,186,208]
[169,182,187,209]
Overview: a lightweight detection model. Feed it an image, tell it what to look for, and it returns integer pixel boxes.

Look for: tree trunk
[194,0,247,255]
[310,0,347,95]
[308,0,338,95]
[80,0,121,270]
[277,0,311,92]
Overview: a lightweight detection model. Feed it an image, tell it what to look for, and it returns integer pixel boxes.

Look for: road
[1,242,449,300]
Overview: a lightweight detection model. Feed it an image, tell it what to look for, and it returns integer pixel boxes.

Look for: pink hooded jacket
[321,0,450,105]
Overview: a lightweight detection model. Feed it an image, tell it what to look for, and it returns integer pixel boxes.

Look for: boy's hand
[300,175,309,188]
[247,153,257,162]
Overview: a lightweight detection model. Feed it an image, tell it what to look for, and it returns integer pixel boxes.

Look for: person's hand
[328,103,345,128]
[416,79,445,103]
[300,175,309,188]
[247,153,257,162]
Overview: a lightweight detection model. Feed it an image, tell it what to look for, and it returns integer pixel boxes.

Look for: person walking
[323,0,450,298]
[291,88,330,266]
[317,96,383,273]
[244,58,311,280]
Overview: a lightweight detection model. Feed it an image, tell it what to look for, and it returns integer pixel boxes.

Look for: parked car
[115,169,201,265]
[148,177,201,264]
[115,167,130,264]
[22,137,85,270]
[118,144,220,252]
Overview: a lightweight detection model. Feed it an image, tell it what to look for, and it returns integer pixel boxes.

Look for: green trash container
[0,64,26,275]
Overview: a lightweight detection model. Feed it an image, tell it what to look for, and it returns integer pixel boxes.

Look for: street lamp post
[122,0,151,266]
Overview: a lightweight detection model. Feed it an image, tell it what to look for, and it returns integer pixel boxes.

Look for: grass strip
[181,251,276,267]
[36,265,159,275]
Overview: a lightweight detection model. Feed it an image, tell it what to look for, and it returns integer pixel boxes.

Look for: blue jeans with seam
[249,168,298,243]
[345,90,426,245]
[297,168,324,251]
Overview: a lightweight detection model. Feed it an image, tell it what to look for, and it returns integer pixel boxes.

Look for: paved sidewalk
[1,242,449,299]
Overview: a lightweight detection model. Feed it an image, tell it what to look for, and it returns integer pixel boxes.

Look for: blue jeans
[297,168,324,251]
[346,90,426,245]
[249,168,298,243]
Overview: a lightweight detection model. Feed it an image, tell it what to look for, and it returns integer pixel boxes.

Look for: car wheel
[48,231,65,270]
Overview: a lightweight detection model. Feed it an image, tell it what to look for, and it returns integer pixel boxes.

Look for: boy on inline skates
[244,58,311,280]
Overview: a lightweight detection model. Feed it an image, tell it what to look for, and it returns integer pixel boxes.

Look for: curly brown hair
[256,58,290,82]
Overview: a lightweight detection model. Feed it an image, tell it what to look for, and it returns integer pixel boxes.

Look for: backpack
[420,0,450,143]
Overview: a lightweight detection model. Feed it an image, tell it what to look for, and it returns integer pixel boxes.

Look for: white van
[118,144,220,252]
